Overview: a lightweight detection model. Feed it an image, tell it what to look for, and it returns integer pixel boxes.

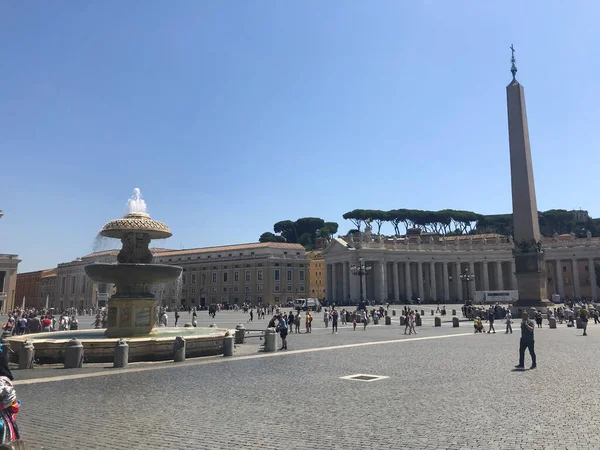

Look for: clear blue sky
[2,1,599,272]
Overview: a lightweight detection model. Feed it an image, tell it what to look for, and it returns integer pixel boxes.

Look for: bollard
[549,317,557,329]
[392,310,396,316]
[174,336,186,362]
[18,341,35,370]
[415,315,422,327]
[385,316,391,326]
[209,323,217,328]
[452,317,459,327]
[264,328,277,352]
[113,339,129,368]
[576,318,584,329]
[235,324,246,344]
[373,316,379,325]
[431,310,434,316]
[223,335,234,357]
[400,316,406,326]
[421,310,425,316]
[452,309,456,316]
[64,338,84,369]
[434,317,441,327]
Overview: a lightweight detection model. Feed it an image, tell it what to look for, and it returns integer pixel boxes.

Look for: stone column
[495,262,503,290]
[331,263,337,304]
[554,260,564,298]
[361,269,367,301]
[392,262,400,303]
[482,262,490,291]
[442,262,450,302]
[511,260,518,290]
[469,262,476,301]
[417,262,424,301]
[429,262,437,302]
[342,262,349,305]
[379,261,387,302]
[589,259,597,301]
[572,259,581,299]
[455,262,463,302]
[404,262,412,301]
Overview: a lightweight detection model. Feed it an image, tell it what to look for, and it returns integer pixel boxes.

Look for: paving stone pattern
[14,310,600,449]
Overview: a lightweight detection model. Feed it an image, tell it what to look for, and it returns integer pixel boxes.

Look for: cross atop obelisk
[506,46,549,309]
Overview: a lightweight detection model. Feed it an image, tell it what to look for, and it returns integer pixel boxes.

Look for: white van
[294,298,322,311]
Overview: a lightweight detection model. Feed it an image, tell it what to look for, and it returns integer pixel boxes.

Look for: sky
[2,1,599,272]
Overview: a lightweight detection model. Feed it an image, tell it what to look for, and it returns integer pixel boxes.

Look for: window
[299,286,305,292]
[287,285,292,292]
[286,296,292,302]
[299,270,305,281]
[234,286,239,293]
[257,297,263,303]
[274,269,280,281]
[275,285,280,292]
[212,272,217,283]
[191,289,196,294]
[234,271,239,282]
[258,270,263,281]
[245,286,251,292]
[287,270,292,281]
[275,296,280,302]
[563,266,567,272]
[182,275,186,284]
[202,274,206,284]
[223,272,228,283]
[257,285,263,292]
[245,271,251,282]
[223,287,227,293]
[192,274,197,284]
[182,289,187,294]
[212,287,217,293]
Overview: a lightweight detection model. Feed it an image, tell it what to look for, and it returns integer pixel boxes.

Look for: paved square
[10,307,600,449]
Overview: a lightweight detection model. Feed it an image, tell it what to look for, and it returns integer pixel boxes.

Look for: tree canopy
[341,208,599,238]
[259,217,340,250]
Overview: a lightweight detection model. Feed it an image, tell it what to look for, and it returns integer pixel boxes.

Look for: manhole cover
[339,374,389,382]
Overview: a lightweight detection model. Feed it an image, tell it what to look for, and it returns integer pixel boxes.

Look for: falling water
[126,187,148,216]
[92,233,116,253]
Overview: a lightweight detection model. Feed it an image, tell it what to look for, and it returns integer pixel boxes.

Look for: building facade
[308,251,325,300]
[0,254,20,312]
[15,270,43,310]
[323,233,600,304]
[152,242,310,308]
[40,269,58,310]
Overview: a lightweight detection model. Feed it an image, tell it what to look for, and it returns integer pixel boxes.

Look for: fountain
[5,189,230,363]
[84,188,182,337]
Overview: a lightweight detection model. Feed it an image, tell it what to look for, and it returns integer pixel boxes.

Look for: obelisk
[507,45,549,309]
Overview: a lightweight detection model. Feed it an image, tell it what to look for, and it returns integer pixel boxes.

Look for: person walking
[487,310,496,334]
[361,309,368,331]
[331,309,338,334]
[294,312,301,334]
[580,306,589,336]
[277,314,288,350]
[404,311,411,335]
[515,312,536,370]
[174,311,180,327]
[505,310,513,334]
[409,311,418,335]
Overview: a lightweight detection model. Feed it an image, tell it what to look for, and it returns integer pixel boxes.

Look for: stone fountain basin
[84,263,182,285]
[5,327,231,364]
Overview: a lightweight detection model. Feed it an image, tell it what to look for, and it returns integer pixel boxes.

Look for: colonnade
[325,258,598,303]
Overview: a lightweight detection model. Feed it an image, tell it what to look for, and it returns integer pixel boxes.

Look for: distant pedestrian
[515,313,536,370]
[361,310,368,331]
[249,310,254,322]
[580,306,589,336]
[294,312,301,334]
[408,312,417,335]
[505,310,513,334]
[331,309,338,334]
[174,311,180,327]
[487,311,496,334]
[277,315,288,350]
[287,311,294,333]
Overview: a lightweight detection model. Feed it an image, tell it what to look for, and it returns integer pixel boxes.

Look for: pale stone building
[0,254,20,312]
[323,233,600,304]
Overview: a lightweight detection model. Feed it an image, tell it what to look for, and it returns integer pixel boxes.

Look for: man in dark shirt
[516,312,536,370]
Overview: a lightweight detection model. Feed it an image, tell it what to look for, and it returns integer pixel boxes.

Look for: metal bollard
[452,317,459,328]
[385,316,391,326]
[452,309,457,316]
[549,317,557,329]
[64,338,84,369]
[235,324,246,344]
[392,310,396,316]
[18,341,35,370]
[223,335,234,357]
[434,317,442,327]
[174,336,186,362]
[114,339,129,368]
[400,316,406,326]
[421,310,425,316]
[415,315,422,327]
[431,310,434,315]
[264,328,277,352]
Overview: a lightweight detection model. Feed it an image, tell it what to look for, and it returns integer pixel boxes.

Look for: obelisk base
[511,252,553,313]
[106,297,158,338]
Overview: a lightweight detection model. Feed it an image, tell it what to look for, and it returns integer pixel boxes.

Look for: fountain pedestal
[106,298,158,338]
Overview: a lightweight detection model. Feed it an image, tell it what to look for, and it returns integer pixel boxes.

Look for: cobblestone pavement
[14,312,600,449]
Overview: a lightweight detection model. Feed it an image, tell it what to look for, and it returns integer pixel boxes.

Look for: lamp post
[449,267,475,305]
[350,257,372,310]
